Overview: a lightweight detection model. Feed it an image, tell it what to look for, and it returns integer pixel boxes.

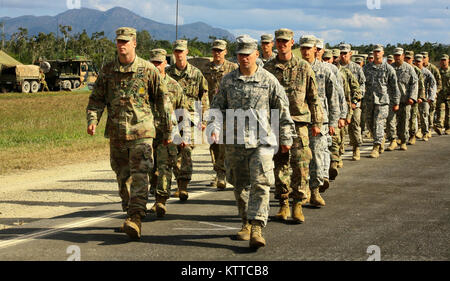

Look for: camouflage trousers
[386,104,411,143]
[225,144,275,227]
[173,144,194,182]
[330,126,346,163]
[273,123,311,200]
[149,139,178,198]
[409,102,419,136]
[360,99,367,132]
[435,95,450,130]
[419,102,431,134]
[209,143,226,177]
[429,100,436,127]
[309,124,330,189]
[365,102,389,144]
[110,138,153,218]
[348,107,362,147]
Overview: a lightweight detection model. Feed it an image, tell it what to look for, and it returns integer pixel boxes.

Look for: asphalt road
[0,134,449,262]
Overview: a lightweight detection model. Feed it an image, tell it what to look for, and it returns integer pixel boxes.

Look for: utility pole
[0,21,4,50]
[176,0,179,40]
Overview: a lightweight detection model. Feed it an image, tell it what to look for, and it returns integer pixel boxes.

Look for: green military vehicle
[0,50,41,93]
[38,56,98,91]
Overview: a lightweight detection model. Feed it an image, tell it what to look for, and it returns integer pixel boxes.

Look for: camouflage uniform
[418,66,437,135]
[167,61,209,184]
[363,52,401,146]
[260,34,277,65]
[409,58,426,139]
[86,55,172,218]
[436,55,450,132]
[308,58,340,189]
[209,65,295,227]
[424,59,442,127]
[264,54,323,200]
[202,58,238,181]
[387,57,418,144]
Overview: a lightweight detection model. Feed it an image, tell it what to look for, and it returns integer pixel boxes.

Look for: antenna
[176,0,178,40]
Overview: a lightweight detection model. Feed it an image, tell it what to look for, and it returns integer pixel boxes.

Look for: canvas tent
[0,50,23,68]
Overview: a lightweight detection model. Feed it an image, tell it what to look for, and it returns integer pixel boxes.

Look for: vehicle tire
[31,81,40,93]
[72,80,81,89]
[21,81,31,93]
[62,80,71,90]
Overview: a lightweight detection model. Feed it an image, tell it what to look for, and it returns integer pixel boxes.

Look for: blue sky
[1,0,449,45]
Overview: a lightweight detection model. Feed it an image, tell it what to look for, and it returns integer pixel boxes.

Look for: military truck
[0,50,41,93]
[38,57,98,91]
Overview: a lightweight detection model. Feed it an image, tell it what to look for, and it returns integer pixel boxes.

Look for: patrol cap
[440,54,449,60]
[173,39,188,51]
[212,39,227,51]
[420,51,429,58]
[275,28,294,41]
[393,47,404,55]
[355,56,364,63]
[387,55,394,60]
[260,34,274,43]
[115,27,137,41]
[236,35,258,55]
[323,49,333,59]
[315,38,324,49]
[368,53,374,59]
[339,43,351,52]
[149,48,167,62]
[332,49,340,57]
[405,50,414,59]
[299,35,317,48]
[414,54,423,62]
[373,44,384,52]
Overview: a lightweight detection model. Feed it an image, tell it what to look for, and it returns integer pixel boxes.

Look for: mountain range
[0,7,235,42]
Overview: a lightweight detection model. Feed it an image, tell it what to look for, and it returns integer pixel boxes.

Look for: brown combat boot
[216,173,226,190]
[370,144,380,158]
[177,180,189,201]
[408,135,416,145]
[400,142,408,151]
[249,220,266,249]
[387,140,398,151]
[123,214,142,239]
[236,220,251,241]
[329,161,339,180]
[352,146,360,161]
[310,188,326,207]
[292,199,305,223]
[275,199,291,221]
[155,195,168,218]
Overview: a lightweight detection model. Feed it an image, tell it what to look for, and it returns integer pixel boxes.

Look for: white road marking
[173,221,240,231]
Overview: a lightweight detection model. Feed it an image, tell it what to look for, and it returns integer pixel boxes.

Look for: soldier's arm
[150,70,173,141]
[325,70,341,129]
[408,67,419,102]
[357,65,366,98]
[336,70,347,120]
[418,71,426,101]
[305,66,323,128]
[271,81,295,147]
[429,72,437,101]
[348,70,362,103]
[387,65,401,106]
[434,67,442,93]
[198,73,210,126]
[86,70,106,128]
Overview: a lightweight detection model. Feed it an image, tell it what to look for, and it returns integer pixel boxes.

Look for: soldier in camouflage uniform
[363,44,401,158]
[435,54,450,135]
[202,40,238,189]
[86,27,173,239]
[300,35,340,207]
[339,43,366,160]
[148,48,186,217]
[421,52,442,131]
[413,54,437,141]
[264,29,323,223]
[386,48,418,151]
[387,55,394,65]
[167,39,209,201]
[260,34,277,65]
[332,49,340,66]
[209,36,295,248]
[404,50,426,144]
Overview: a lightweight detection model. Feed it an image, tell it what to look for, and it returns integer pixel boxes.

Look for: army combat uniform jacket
[363,62,401,106]
[392,62,418,104]
[202,60,238,105]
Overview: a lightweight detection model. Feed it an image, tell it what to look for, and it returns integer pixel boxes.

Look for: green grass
[0,90,109,175]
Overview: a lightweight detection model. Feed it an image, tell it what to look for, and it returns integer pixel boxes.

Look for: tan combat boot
[236,220,251,241]
[310,188,326,207]
[123,214,142,239]
[148,203,157,213]
[338,159,344,168]
[379,137,385,154]
[423,134,429,142]
[387,139,398,151]
[319,178,330,193]
[400,142,408,151]
[445,129,450,135]
[428,132,433,138]
[177,180,189,201]
[209,176,218,187]
[155,195,168,218]
[370,144,380,158]
[292,199,305,223]
[275,199,291,221]
[216,173,226,190]
[352,146,360,161]
[329,161,339,180]
[249,220,266,249]
[408,135,416,145]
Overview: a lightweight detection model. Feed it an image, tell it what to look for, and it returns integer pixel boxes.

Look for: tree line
[1,25,448,69]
